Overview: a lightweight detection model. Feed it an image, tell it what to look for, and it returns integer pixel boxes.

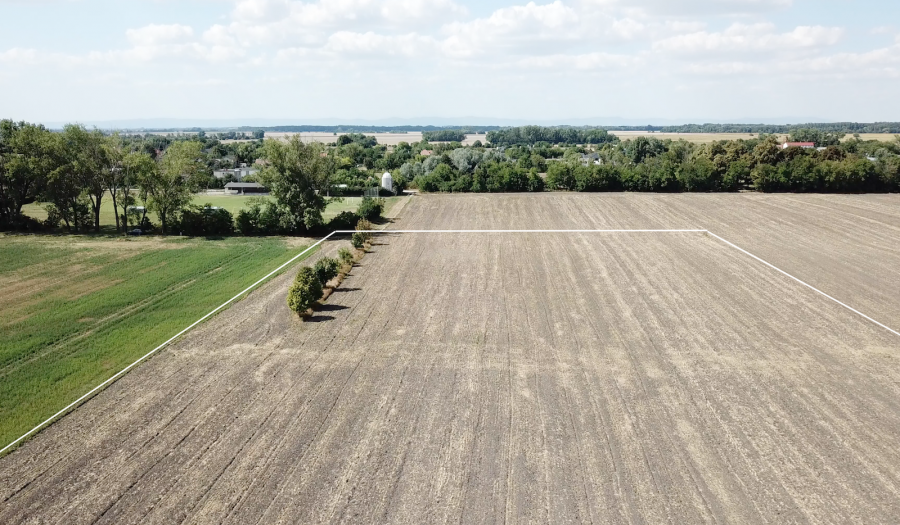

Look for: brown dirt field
[2,194,900,523]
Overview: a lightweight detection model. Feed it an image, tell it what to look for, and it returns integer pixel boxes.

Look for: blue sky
[2,0,899,125]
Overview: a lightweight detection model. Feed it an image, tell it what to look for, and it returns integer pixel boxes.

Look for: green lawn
[0,235,316,451]
[21,194,402,231]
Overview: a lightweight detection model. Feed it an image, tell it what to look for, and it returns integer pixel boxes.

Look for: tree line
[487,126,619,147]
[5,120,898,235]
[605,123,900,134]
[397,134,900,194]
[0,121,211,233]
[0,122,388,234]
[422,130,468,142]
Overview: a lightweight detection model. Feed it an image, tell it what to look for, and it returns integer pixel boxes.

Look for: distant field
[21,195,403,232]
[0,234,316,448]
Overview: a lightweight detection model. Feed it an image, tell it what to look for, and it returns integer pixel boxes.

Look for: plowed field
[2,194,900,523]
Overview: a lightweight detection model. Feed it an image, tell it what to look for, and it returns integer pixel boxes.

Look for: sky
[1,0,899,126]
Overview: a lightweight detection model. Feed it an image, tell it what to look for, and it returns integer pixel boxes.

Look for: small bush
[314,257,341,286]
[287,266,323,316]
[339,247,354,266]
[357,197,385,221]
[351,232,366,249]
[328,211,360,231]
[43,204,62,230]
[178,204,235,236]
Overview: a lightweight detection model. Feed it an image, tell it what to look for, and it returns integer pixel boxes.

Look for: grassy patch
[0,235,316,449]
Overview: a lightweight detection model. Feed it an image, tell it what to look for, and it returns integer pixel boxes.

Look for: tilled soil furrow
[2,194,900,524]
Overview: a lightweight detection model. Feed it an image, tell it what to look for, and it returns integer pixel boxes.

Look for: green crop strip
[0,236,316,448]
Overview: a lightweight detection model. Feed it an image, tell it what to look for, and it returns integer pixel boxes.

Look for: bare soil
[1,194,900,523]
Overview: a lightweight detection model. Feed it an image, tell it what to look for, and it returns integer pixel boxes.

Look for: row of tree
[487,126,619,147]
[0,121,207,233]
[0,121,397,235]
[399,134,900,194]
[422,130,468,142]
[616,123,900,134]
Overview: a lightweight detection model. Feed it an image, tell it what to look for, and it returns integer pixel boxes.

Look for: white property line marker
[0,232,338,457]
[3,227,897,456]
[707,231,900,339]
[334,229,708,234]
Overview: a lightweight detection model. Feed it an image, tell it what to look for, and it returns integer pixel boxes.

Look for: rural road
[1,194,899,523]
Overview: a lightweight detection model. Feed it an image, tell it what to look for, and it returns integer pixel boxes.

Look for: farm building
[214,165,258,181]
[580,153,601,166]
[782,142,816,150]
[225,182,268,195]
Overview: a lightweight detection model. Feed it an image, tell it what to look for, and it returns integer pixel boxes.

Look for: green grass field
[21,195,402,232]
[0,235,316,450]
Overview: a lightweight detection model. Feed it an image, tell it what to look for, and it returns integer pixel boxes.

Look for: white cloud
[126,24,195,47]
[654,23,844,54]
[4,0,900,122]
[323,31,437,57]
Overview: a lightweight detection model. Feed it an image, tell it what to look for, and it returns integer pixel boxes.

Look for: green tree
[259,137,334,231]
[788,128,845,147]
[288,266,323,316]
[137,141,204,234]
[0,121,54,230]
[357,196,384,221]
[49,125,109,232]
[314,257,341,286]
[102,134,140,233]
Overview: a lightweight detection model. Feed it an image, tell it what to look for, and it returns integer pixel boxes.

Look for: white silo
[381,172,393,193]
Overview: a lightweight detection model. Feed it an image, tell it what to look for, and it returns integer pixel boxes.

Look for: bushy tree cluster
[423,130,467,142]
[177,204,235,236]
[612,123,900,134]
[287,266,323,317]
[487,126,619,146]
[314,257,341,286]
[0,120,212,233]
[357,196,384,221]
[413,161,544,193]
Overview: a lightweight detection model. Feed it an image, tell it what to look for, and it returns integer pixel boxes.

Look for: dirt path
[1,194,899,523]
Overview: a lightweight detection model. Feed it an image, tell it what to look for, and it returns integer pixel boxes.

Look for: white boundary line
[340,228,900,338]
[333,229,707,234]
[3,227,897,456]
[706,231,900,339]
[0,232,337,457]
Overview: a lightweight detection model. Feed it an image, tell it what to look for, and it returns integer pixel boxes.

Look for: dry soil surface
[1,194,900,524]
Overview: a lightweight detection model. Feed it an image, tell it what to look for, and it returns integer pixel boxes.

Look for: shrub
[357,196,385,221]
[355,219,373,245]
[287,266,323,316]
[351,232,366,249]
[236,199,294,235]
[339,247,354,266]
[328,211,360,231]
[178,204,234,236]
[235,208,258,235]
[43,204,62,230]
[314,257,341,286]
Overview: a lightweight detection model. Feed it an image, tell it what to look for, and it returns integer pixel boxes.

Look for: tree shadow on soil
[314,304,349,313]
[305,315,335,323]
[330,287,361,293]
